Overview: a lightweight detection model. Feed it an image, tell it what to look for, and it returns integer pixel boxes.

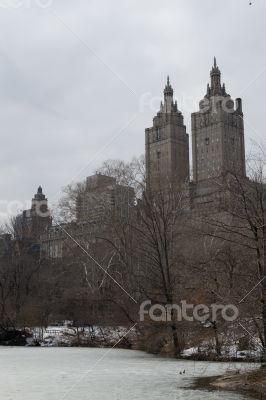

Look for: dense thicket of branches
[1,151,266,359]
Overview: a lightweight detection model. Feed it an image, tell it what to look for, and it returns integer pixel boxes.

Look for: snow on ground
[181,340,262,361]
[27,325,133,347]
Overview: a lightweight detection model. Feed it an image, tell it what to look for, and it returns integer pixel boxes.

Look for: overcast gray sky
[0,0,265,219]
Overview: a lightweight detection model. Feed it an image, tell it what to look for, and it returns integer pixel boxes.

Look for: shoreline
[193,367,266,399]
[1,341,265,397]
[0,327,263,364]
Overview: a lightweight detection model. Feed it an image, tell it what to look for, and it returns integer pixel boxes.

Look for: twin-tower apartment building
[20,58,248,258]
[145,58,246,207]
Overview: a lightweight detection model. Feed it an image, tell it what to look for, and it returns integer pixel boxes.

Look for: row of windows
[197,136,239,146]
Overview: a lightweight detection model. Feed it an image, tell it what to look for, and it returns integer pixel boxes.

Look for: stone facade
[16,186,52,248]
[145,59,246,213]
[145,77,189,192]
[76,174,135,223]
[41,174,135,258]
[40,58,248,258]
[192,57,246,183]
[40,221,97,259]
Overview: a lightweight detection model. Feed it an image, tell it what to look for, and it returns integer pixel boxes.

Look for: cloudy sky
[0,0,265,219]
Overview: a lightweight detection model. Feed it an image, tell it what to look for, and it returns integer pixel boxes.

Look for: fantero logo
[139,300,239,323]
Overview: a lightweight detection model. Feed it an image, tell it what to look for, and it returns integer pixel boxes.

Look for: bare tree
[196,151,266,359]
[93,158,191,355]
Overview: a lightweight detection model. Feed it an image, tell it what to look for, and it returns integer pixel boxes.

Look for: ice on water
[0,348,256,400]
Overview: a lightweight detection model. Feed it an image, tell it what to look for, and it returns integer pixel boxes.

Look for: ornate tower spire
[145,77,189,192]
[163,76,175,113]
[164,75,173,97]
[210,56,221,94]
[192,59,246,183]
[34,186,45,201]
[211,57,221,94]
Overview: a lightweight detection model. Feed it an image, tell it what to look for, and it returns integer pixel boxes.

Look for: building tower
[76,174,135,223]
[145,77,189,192]
[16,186,52,247]
[191,58,246,183]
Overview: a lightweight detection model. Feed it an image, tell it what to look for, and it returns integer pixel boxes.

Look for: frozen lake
[0,348,257,399]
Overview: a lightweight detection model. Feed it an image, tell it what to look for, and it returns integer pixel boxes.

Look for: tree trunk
[261,283,266,361]
[213,321,221,357]
[170,309,181,357]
